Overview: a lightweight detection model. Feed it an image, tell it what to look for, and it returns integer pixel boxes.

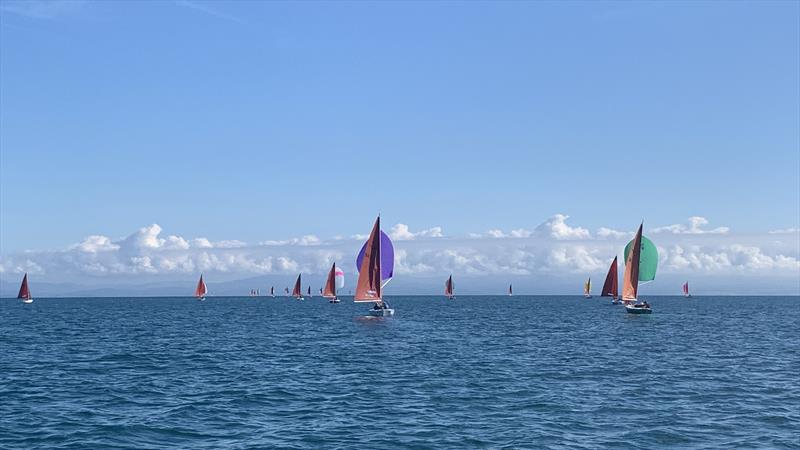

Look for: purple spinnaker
[356,230,394,284]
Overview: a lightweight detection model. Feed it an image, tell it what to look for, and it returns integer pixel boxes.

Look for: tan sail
[323,263,337,298]
[355,216,382,302]
[622,223,643,301]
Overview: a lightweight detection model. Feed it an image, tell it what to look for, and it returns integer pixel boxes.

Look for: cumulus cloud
[389,224,444,240]
[596,227,633,240]
[652,216,729,235]
[1,217,797,291]
[534,214,591,240]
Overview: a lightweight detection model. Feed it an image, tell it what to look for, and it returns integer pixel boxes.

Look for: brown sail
[17,273,31,300]
[194,274,207,298]
[622,223,643,301]
[600,256,618,298]
[445,275,454,298]
[292,274,302,298]
[323,263,337,299]
[355,216,382,302]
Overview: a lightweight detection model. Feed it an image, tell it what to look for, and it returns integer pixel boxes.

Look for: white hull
[367,308,394,317]
[295,297,304,301]
[329,299,340,303]
[22,298,33,304]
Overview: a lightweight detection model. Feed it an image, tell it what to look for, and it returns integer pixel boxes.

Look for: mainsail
[445,275,454,298]
[323,263,337,299]
[17,273,31,300]
[355,216,386,302]
[356,226,394,288]
[508,284,513,296]
[194,274,207,298]
[584,278,591,296]
[600,257,619,298]
[292,274,302,298]
[622,224,643,301]
[683,282,689,296]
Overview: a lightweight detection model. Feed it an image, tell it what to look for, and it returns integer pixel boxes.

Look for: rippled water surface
[1,296,798,449]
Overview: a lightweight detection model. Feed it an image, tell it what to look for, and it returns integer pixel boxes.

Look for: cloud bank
[1,216,798,293]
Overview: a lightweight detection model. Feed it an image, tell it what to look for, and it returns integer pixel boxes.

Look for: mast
[355,216,383,302]
[622,223,643,301]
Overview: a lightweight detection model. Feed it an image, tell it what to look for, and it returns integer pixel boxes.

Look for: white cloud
[0,217,797,292]
[389,224,444,240]
[652,216,729,235]
[596,227,633,240]
[72,235,120,253]
[535,214,591,240]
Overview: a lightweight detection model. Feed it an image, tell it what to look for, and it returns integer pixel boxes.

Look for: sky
[0,1,798,294]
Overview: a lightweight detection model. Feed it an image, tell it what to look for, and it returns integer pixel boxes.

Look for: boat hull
[625,304,652,314]
[329,299,340,303]
[22,299,33,304]
[366,308,394,317]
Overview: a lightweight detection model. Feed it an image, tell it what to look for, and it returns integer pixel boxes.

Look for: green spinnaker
[624,235,658,282]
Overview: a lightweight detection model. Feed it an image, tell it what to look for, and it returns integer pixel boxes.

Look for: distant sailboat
[584,277,592,298]
[307,285,312,298]
[195,274,207,301]
[17,273,33,304]
[355,216,395,317]
[292,274,304,300]
[682,282,691,298]
[284,287,290,297]
[508,284,513,296]
[323,262,340,303]
[445,274,455,300]
[623,223,653,314]
[601,256,620,304]
[270,286,275,298]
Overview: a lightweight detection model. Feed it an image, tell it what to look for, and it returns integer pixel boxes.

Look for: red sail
[355,216,382,302]
[292,274,302,298]
[194,274,207,298]
[323,263,337,298]
[600,256,618,298]
[17,273,31,300]
[445,275,454,297]
[683,282,689,295]
[622,223,643,301]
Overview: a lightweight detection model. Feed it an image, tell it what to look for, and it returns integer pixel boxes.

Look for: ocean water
[1,295,798,449]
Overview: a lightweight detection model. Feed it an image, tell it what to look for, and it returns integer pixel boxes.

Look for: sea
[1,295,798,449]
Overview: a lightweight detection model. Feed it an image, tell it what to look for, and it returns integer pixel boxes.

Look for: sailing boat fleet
[10,219,688,316]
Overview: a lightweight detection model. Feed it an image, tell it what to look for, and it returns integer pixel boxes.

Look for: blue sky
[1,1,798,293]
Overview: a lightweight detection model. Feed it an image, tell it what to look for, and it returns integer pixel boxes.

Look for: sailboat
[292,274,304,300]
[307,285,312,298]
[17,273,33,304]
[323,262,341,303]
[355,215,395,317]
[623,223,653,314]
[601,256,620,304]
[445,274,455,300]
[682,282,692,298]
[583,277,592,298]
[284,287,290,297]
[508,284,513,296]
[270,286,275,298]
[195,274,207,301]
